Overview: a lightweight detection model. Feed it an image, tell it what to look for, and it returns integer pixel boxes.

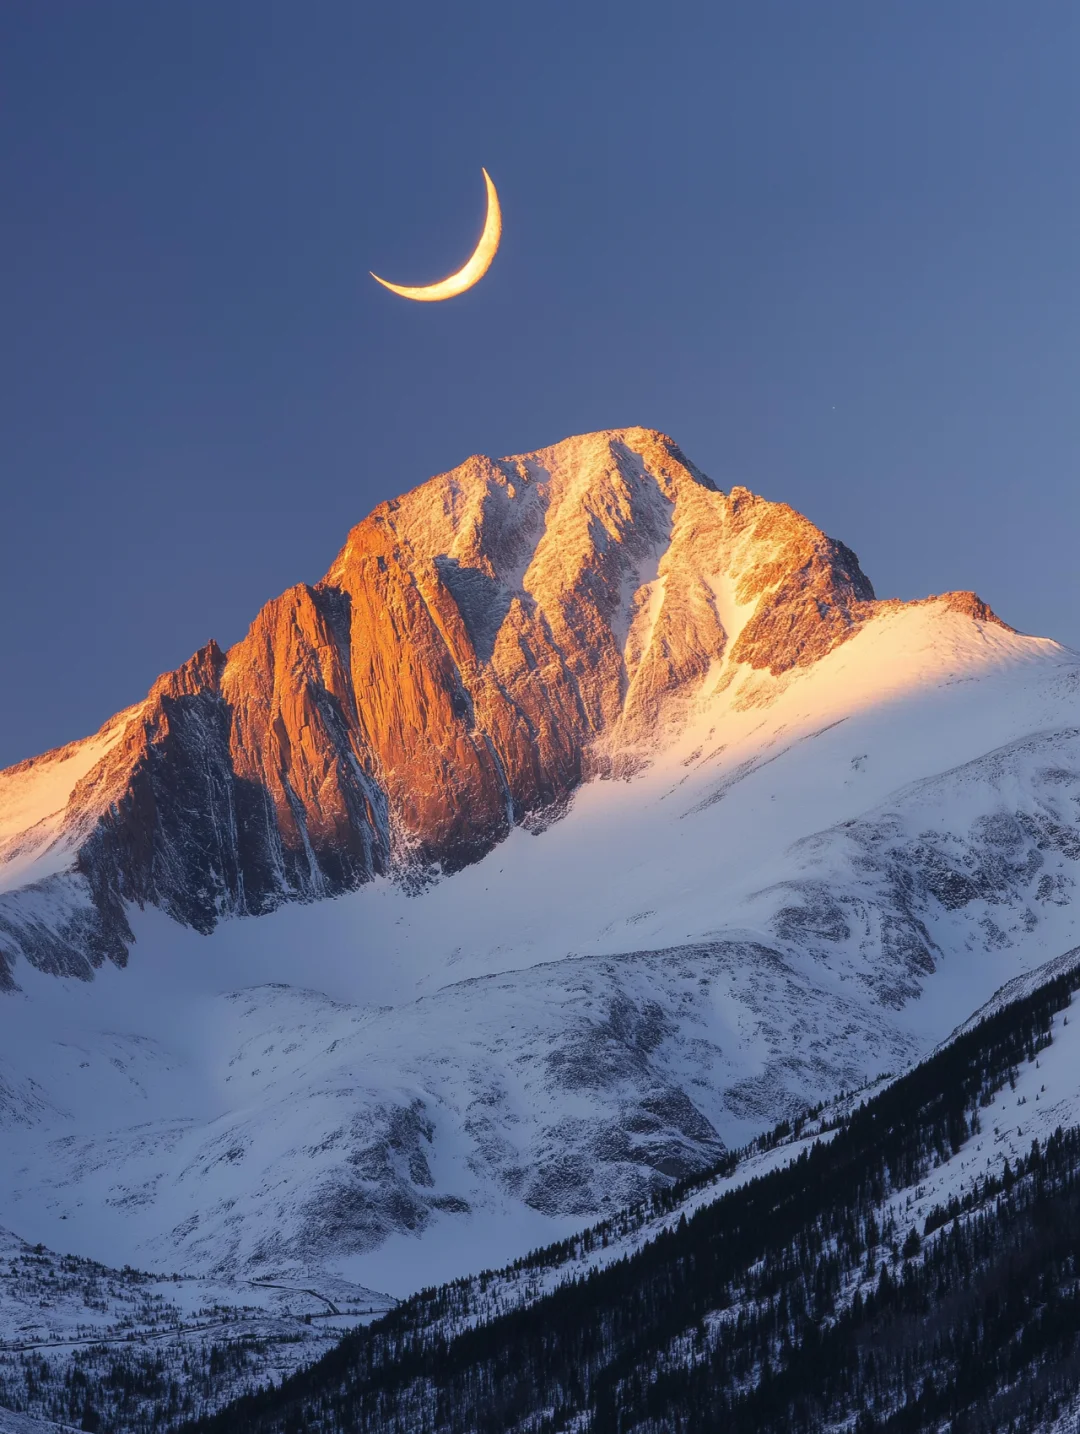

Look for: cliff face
[0,427,1001,982]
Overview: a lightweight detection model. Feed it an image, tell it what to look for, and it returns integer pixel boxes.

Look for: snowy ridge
[161,944,1080,1434]
[0,716,135,895]
[0,429,1079,1319]
[0,1226,392,1433]
[338,936,1080,1357]
[0,1409,76,1434]
[0,596,1076,1294]
[604,960,1080,1428]
[0,426,935,980]
[942,941,1080,1043]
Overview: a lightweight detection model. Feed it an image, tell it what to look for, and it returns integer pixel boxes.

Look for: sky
[1,1,1078,768]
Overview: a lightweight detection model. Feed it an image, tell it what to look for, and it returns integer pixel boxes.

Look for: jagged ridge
[0,427,1001,982]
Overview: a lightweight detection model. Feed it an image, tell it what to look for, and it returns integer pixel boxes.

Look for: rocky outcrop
[0,427,1009,981]
[720,490,875,674]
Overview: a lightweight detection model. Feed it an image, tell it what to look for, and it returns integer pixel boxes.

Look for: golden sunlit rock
[0,427,1009,978]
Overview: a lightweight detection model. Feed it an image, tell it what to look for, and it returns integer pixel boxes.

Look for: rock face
[0,427,1000,982]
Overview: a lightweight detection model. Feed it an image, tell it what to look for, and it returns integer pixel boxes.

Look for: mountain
[0,1223,393,1433]
[0,428,884,983]
[8,951,1080,1434]
[175,954,1080,1434]
[1,426,1078,1296]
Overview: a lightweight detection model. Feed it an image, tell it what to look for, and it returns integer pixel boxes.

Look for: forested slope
[177,960,1080,1434]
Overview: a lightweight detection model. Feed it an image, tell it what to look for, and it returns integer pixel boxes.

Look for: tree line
[174,963,1080,1434]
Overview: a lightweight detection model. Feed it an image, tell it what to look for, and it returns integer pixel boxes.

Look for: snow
[454,955,1080,1403]
[0,1409,76,1434]
[0,602,1079,1300]
[892,988,1080,1242]
[0,1223,394,1431]
[699,567,757,651]
[0,1224,391,1350]
[0,717,133,893]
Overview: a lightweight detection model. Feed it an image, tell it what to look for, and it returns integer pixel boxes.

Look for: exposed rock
[0,427,1010,978]
[870,588,1015,632]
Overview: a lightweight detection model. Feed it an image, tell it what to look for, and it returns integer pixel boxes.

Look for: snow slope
[331,943,1080,1355]
[0,715,134,896]
[0,1225,393,1432]
[0,1410,76,1434]
[1,598,1079,1295]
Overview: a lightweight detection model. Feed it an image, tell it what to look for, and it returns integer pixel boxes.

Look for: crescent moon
[370,169,502,302]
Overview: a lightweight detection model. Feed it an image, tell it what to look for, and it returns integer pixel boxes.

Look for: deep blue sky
[2,2,1078,766]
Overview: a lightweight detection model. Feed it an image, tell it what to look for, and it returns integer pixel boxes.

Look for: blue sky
[2,2,1078,765]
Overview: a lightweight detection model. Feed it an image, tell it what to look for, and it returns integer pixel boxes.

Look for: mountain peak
[148,640,227,701]
[0,430,1014,983]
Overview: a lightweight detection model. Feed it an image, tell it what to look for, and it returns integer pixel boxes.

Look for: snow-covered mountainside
[1,426,1079,1298]
[193,954,1080,1434]
[0,1225,392,1432]
[0,1409,75,1434]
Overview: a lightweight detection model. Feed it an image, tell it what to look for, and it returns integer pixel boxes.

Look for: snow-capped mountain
[1,426,1078,1297]
[0,427,887,980]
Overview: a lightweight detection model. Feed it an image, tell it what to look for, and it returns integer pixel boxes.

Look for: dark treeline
[0,1336,275,1434]
[177,965,1080,1434]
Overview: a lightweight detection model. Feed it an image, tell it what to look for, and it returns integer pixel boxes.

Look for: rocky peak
[148,641,227,701]
[0,428,1008,982]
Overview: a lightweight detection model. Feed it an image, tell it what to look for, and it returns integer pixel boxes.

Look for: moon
[370,169,502,302]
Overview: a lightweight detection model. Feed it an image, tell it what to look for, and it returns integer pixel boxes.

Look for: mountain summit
[0,428,1001,985]
[0,427,1073,1284]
